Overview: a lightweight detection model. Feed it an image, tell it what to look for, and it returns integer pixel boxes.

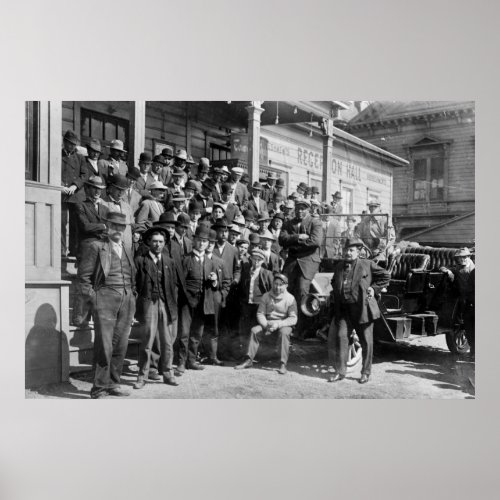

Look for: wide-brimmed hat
[188,200,204,212]
[194,225,210,239]
[258,211,271,222]
[63,130,79,145]
[233,214,246,226]
[202,179,214,190]
[252,182,263,191]
[231,166,244,175]
[213,202,226,212]
[149,181,168,191]
[295,199,311,208]
[139,152,152,164]
[104,211,129,226]
[267,172,277,180]
[332,191,343,199]
[84,175,106,189]
[346,215,357,223]
[172,167,185,177]
[110,174,128,190]
[367,200,380,207]
[289,192,300,200]
[154,212,178,228]
[259,230,275,241]
[344,237,364,249]
[126,167,141,181]
[152,154,167,165]
[229,224,241,234]
[212,218,229,230]
[241,174,250,184]
[272,212,285,221]
[276,178,285,187]
[208,229,217,242]
[297,182,308,191]
[454,247,472,257]
[186,154,195,164]
[243,209,257,221]
[87,138,101,152]
[283,200,295,210]
[175,149,188,160]
[249,233,260,244]
[198,157,210,168]
[171,192,187,202]
[311,186,320,194]
[184,180,198,192]
[161,146,174,157]
[110,139,127,153]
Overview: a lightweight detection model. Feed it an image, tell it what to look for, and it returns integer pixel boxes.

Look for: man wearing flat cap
[327,238,390,384]
[61,130,87,257]
[79,212,137,398]
[235,273,297,375]
[279,199,324,338]
[97,139,129,182]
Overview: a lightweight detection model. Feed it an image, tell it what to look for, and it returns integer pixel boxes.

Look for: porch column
[130,100,146,166]
[321,118,334,201]
[245,101,264,184]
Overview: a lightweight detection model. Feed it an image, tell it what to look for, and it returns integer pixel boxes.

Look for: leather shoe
[278,363,287,375]
[148,372,162,381]
[163,374,179,386]
[328,373,345,383]
[359,374,370,384]
[175,364,185,376]
[107,387,130,397]
[187,362,205,371]
[133,377,146,390]
[206,358,224,366]
[235,358,253,370]
[90,389,107,399]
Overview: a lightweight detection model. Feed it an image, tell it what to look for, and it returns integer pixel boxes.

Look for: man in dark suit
[262,172,277,204]
[227,166,249,209]
[97,139,128,182]
[61,130,87,257]
[217,184,241,224]
[327,238,390,384]
[258,230,281,273]
[83,138,102,179]
[279,199,324,338]
[247,182,268,216]
[79,212,137,398]
[134,152,154,194]
[172,213,193,257]
[177,225,226,373]
[193,180,215,216]
[133,227,180,389]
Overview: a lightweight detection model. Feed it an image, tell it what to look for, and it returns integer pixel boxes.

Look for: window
[341,186,353,213]
[412,155,445,202]
[25,101,40,181]
[80,108,129,155]
[210,143,231,162]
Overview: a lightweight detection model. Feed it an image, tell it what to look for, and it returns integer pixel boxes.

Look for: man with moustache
[279,199,323,338]
[327,238,390,384]
[79,212,136,398]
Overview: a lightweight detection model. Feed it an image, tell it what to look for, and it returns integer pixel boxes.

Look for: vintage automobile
[300,213,472,367]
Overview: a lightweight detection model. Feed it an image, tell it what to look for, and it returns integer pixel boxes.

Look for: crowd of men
[61,129,472,399]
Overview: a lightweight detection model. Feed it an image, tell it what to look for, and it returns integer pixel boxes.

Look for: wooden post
[321,118,334,202]
[246,101,264,184]
[130,101,146,165]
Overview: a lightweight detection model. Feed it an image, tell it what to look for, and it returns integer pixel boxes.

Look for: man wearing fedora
[440,248,476,358]
[280,199,324,338]
[79,212,137,398]
[327,238,390,384]
[330,191,343,214]
[296,182,308,200]
[134,152,154,193]
[161,145,174,168]
[235,273,297,375]
[165,167,187,205]
[218,183,241,224]
[247,182,268,216]
[190,157,210,193]
[259,230,281,273]
[262,172,277,204]
[357,200,389,257]
[84,138,102,178]
[98,139,129,182]
[135,180,168,231]
[61,130,87,257]
[172,149,188,186]
[177,225,226,372]
[133,226,180,389]
[150,155,171,186]
[171,213,193,257]
[101,174,137,253]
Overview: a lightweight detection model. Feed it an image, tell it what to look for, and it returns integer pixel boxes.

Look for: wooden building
[347,101,475,247]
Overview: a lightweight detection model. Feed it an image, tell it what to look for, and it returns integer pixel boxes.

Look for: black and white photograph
[24,100,475,399]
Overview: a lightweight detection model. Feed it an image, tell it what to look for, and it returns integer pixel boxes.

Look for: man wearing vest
[133,226,180,389]
[327,238,390,384]
[79,212,137,399]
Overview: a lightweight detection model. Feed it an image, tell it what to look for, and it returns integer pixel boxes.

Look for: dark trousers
[178,297,213,366]
[151,317,178,373]
[92,288,136,393]
[327,303,374,376]
[138,299,175,377]
[247,325,292,365]
[463,303,475,355]
[283,260,315,338]
[239,303,259,352]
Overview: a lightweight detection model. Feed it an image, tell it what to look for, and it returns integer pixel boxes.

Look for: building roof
[349,101,475,126]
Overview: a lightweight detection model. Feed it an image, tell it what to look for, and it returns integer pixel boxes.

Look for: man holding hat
[247,182,268,216]
[327,237,390,384]
[79,212,137,398]
[280,199,324,338]
[177,225,227,372]
[235,273,298,375]
[228,166,249,208]
[133,226,180,389]
[98,139,129,181]
[61,130,87,257]
[440,248,475,358]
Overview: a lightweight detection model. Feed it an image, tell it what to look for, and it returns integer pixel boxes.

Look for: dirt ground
[26,333,474,399]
